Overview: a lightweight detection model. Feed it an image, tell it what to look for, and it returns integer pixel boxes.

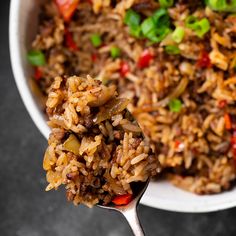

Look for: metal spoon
[97,179,149,236]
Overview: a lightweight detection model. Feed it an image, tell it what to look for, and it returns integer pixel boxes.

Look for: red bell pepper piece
[112,194,132,205]
[55,0,79,22]
[175,140,181,149]
[34,67,43,81]
[137,49,153,69]
[120,61,130,77]
[65,28,78,50]
[224,113,232,130]
[196,51,211,68]
[218,100,227,108]
[231,131,236,162]
[91,53,98,62]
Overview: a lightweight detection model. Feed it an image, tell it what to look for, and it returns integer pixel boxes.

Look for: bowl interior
[10,0,50,139]
[9,0,236,213]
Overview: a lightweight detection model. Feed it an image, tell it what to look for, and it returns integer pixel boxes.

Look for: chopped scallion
[205,0,236,12]
[124,9,141,27]
[159,0,174,8]
[193,18,210,38]
[152,8,170,27]
[110,47,121,58]
[185,16,210,38]
[168,98,182,112]
[27,50,46,66]
[172,27,185,43]
[165,45,180,55]
[90,34,102,47]
[141,17,156,37]
[124,9,142,38]
[185,15,198,29]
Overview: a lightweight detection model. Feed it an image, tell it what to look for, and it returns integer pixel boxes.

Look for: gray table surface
[2,1,236,235]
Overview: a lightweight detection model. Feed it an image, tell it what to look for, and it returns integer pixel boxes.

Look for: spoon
[97,179,149,236]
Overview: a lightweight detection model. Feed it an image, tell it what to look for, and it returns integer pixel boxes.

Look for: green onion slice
[152,8,170,27]
[27,50,46,66]
[205,0,236,12]
[193,18,210,38]
[185,15,198,29]
[159,0,174,8]
[110,47,121,58]
[141,17,156,37]
[185,16,210,38]
[168,98,182,112]
[165,45,180,55]
[172,27,185,43]
[90,34,102,47]
[124,9,141,27]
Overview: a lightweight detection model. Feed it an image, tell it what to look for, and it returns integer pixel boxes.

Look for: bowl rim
[9,0,236,213]
[9,0,50,139]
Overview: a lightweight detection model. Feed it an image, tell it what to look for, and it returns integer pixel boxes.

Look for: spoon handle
[122,206,145,236]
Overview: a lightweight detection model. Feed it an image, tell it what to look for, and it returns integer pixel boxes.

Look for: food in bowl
[43,75,159,206]
[29,0,236,196]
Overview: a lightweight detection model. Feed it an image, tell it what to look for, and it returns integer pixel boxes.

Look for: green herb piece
[205,0,236,12]
[110,47,121,58]
[90,34,102,47]
[27,50,46,66]
[159,0,174,8]
[172,27,185,43]
[152,8,170,27]
[165,45,180,55]
[168,98,182,112]
[124,9,142,38]
[185,16,210,38]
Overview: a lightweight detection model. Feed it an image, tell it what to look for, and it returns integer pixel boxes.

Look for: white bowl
[9,0,236,213]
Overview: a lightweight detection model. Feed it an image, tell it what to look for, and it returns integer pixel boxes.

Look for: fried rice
[30,0,236,198]
[43,75,159,206]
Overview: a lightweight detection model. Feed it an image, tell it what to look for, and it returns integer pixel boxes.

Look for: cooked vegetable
[224,113,232,130]
[205,0,236,12]
[157,77,189,107]
[159,0,174,8]
[55,0,79,22]
[27,50,46,66]
[34,67,43,80]
[218,100,227,108]
[231,131,236,160]
[141,9,170,43]
[175,140,181,149]
[120,61,130,77]
[112,194,133,205]
[185,16,210,38]
[63,134,81,155]
[168,98,182,112]
[88,85,116,107]
[138,49,154,68]
[172,27,185,43]
[90,34,102,47]
[65,28,78,50]
[124,9,142,37]
[94,98,130,124]
[152,8,170,27]
[197,51,211,68]
[124,9,141,27]
[110,47,121,59]
[165,45,180,55]
[141,17,157,38]
[91,53,98,62]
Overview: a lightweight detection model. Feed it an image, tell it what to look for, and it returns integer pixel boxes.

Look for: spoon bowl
[97,180,150,236]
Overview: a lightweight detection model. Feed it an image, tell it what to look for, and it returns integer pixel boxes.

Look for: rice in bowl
[28,0,236,197]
